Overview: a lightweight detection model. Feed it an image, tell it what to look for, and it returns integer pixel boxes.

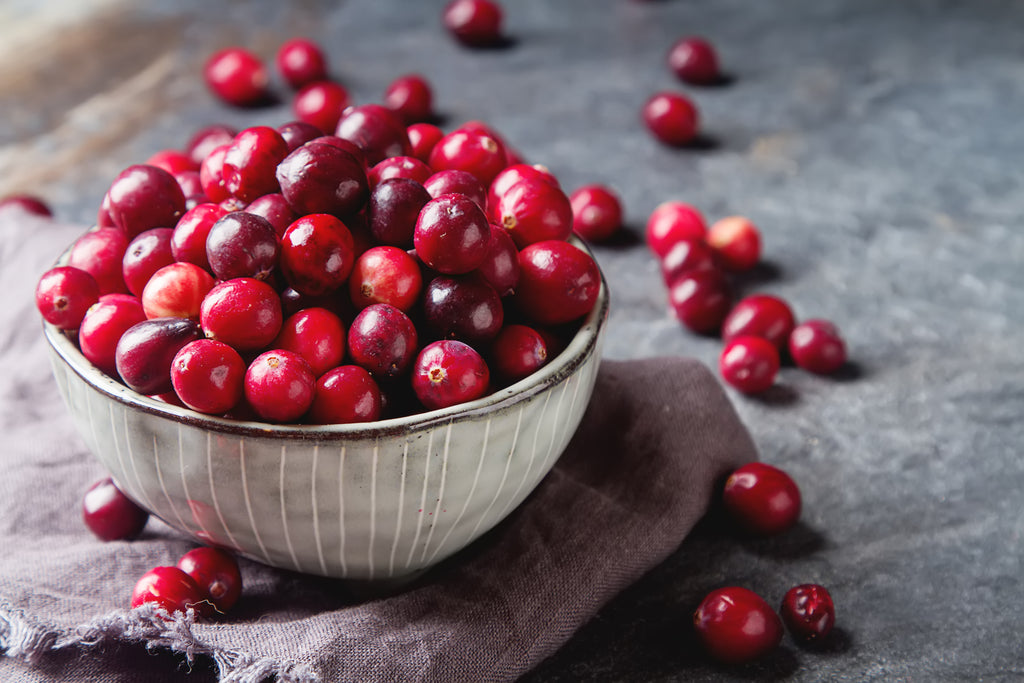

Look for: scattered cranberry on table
[707,215,762,272]
[789,319,848,374]
[722,462,802,536]
[780,583,836,643]
[719,335,780,394]
[203,47,270,107]
[82,476,149,541]
[642,92,700,147]
[693,586,784,664]
[443,0,505,47]
[667,36,722,85]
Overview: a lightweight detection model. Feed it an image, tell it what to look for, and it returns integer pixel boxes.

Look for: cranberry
[245,193,298,237]
[131,566,208,616]
[693,586,783,664]
[407,122,445,163]
[412,340,490,410]
[205,211,279,281]
[200,278,283,352]
[719,336,780,394]
[272,307,346,378]
[169,339,246,414]
[78,296,146,376]
[780,584,836,643]
[707,215,761,271]
[174,171,208,207]
[334,104,411,165]
[667,268,732,334]
[443,0,504,47]
[276,120,324,153]
[667,36,721,85]
[642,92,700,147]
[489,324,547,383]
[414,193,492,274]
[515,240,600,326]
[487,163,559,218]
[276,38,328,90]
[428,128,507,186]
[384,74,434,124]
[146,149,199,176]
[171,203,227,271]
[369,155,433,188]
[244,350,316,423]
[276,141,369,218]
[199,143,232,203]
[97,192,115,228]
[280,213,356,295]
[347,304,418,380]
[349,246,423,312]
[292,81,350,135]
[222,126,288,202]
[106,164,185,239]
[722,462,801,536]
[496,179,573,249]
[203,47,270,107]
[659,238,716,284]
[82,476,149,541]
[789,320,847,374]
[68,227,130,295]
[115,317,203,394]
[569,184,622,242]
[35,266,101,330]
[473,224,520,296]
[186,124,237,165]
[423,169,487,209]
[142,262,216,320]
[646,201,707,257]
[279,286,347,320]
[722,294,797,350]
[121,229,174,297]
[367,178,432,248]
[424,274,504,344]
[177,546,243,614]
[308,135,368,168]
[308,365,383,424]
[0,194,52,217]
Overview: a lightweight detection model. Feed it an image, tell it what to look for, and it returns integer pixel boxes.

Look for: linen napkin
[0,210,757,682]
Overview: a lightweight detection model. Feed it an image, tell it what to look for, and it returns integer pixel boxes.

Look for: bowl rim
[44,237,610,440]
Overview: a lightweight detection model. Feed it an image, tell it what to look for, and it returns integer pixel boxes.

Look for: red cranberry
[292,81,350,135]
[177,546,243,614]
[424,274,504,344]
[131,566,208,616]
[722,462,802,536]
[276,141,369,218]
[667,268,732,334]
[369,155,433,188]
[308,365,382,424]
[171,339,245,414]
[115,317,203,395]
[206,211,279,281]
[384,74,434,124]
[347,304,418,380]
[199,144,232,203]
[35,266,101,330]
[276,120,324,153]
[244,349,316,423]
[646,200,707,257]
[569,184,622,242]
[443,0,504,47]
[272,307,346,378]
[200,278,283,352]
[245,193,298,237]
[171,203,227,271]
[203,47,270,107]
[693,586,783,664]
[707,215,761,271]
[722,294,797,350]
[280,213,356,295]
[146,149,198,176]
[412,340,490,410]
[407,122,445,163]
[659,238,716,284]
[142,262,216,320]
[222,126,288,202]
[781,584,836,643]
[496,179,573,249]
[186,124,237,165]
[515,240,601,326]
[122,228,175,297]
[789,320,847,374]
[334,104,411,165]
[0,194,52,217]
[78,296,146,376]
[106,164,186,240]
[424,169,487,209]
[82,476,148,541]
[68,227,130,295]
[349,246,423,312]
[719,336,780,394]
[97,191,115,228]
[489,324,547,383]
[473,224,520,296]
[174,170,208,207]
[367,177,432,248]
[487,163,559,218]
[276,38,328,90]
[311,135,369,168]
[667,36,721,85]
[642,92,700,147]
[428,128,507,186]
[414,193,492,274]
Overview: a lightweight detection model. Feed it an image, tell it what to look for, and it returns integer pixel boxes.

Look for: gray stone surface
[3,0,1022,679]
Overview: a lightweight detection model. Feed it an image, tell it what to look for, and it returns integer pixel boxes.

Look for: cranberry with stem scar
[789,319,848,374]
[719,335,780,394]
[115,317,203,395]
[497,179,574,249]
[200,278,282,352]
[171,339,246,414]
[244,349,316,423]
[489,323,547,383]
[412,339,490,410]
[487,164,559,220]
[642,92,700,147]
[203,47,270,107]
[78,295,146,376]
[347,304,418,380]
[349,246,423,312]
[276,38,328,90]
[82,476,149,541]
[428,128,507,187]
[693,586,783,664]
[781,584,836,643]
[131,566,209,616]
[308,365,382,424]
[514,240,600,326]
[280,213,356,295]
[722,462,802,536]
[35,266,101,330]
[177,546,243,614]
[707,215,762,272]
[142,262,216,320]
[272,307,346,378]
[722,294,797,350]
[414,193,492,274]
[667,268,732,335]
[292,81,350,135]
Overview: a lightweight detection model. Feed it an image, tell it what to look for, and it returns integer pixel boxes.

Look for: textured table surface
[2,0,1022,680]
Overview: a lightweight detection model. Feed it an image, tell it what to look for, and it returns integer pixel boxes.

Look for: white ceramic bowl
[43,250,608,580]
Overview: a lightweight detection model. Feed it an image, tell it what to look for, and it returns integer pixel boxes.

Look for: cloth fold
[0,213,757,682]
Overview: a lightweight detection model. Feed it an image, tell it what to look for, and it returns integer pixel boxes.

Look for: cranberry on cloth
[0,213,756,682]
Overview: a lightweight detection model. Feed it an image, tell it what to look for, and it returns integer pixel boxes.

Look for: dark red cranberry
[199,143,232,203]
[276,120,324,152]
[407,122,445,163]
[222,126,288,202]
[515,240,601,326]
[272,307,346,378]
[78,296,146,376]
[414,193,492,274]
[659,238,716,284]
[489,323,547,383]
[384,74,434,124]
[789,320,847,375]
[186,124,237,165]
[310,135,368,168]
[132,566,209,617]
[412,340,490,410]
[719,336,780,394]
[473,224,519,296]
[292,81,350,135]
[115,317,203,394]
[367,177,432,248]
[276,38,328,90]
[693,586,783,663]
[496,179,573,249]
[423,169,487,209]
[146,149,199,175]
[82,476,149,541]
[642,92,700,146]
[369,155,433,188]
[708,215,761,271]
[334,104,411,165]
[68,227,130,295]
[244,349,317,422]
[0,194,52,217]
[35,266,101,330]
[569,184,622,242]
[276,141,369,218]
[668,36,721,85]
[722,462,802,536]
[279,286,347,320]
[280,213,356,295]
[428,128,507,186]
[203,47,270,107]
[443,0,504,47]
[781,584,836,643]
[349,246,423,312]
[424,274,504,344]
[141,262,216,320]
[171,203,227,271]
[171,339,246,414]
[308,365,382,424]
[347,304,418,380]
[722,294,797,350]
[177,547,243,614]
[205,211,279,281]
[667,268,732,334]
[487,163,559,219]
[200,278,283,352]
[245,193,298,237]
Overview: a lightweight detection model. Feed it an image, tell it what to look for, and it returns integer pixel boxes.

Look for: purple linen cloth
[0,212,756,682]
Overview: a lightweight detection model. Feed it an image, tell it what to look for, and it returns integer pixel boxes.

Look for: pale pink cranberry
[308,365,382,424]
[272,308,346,378]
[68,227,130,295]
[177,547,243,614]
[348,246,423,312]
[292,81,350,135]
[35,266,101,331]
[412,340,490,410]
[200,278,283,352]
[171,339,246,414]
[569,184,622,242]
[276,38,328,90]
[142,262,216,320]
[789,319,847,374]
[707,215,761,271]
[78,295,146,376]
[514,240,601,326]
[203,47,270,107]
[244,350,316,423]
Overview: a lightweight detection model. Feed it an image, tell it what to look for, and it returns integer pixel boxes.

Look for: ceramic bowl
[43,249,608,581]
